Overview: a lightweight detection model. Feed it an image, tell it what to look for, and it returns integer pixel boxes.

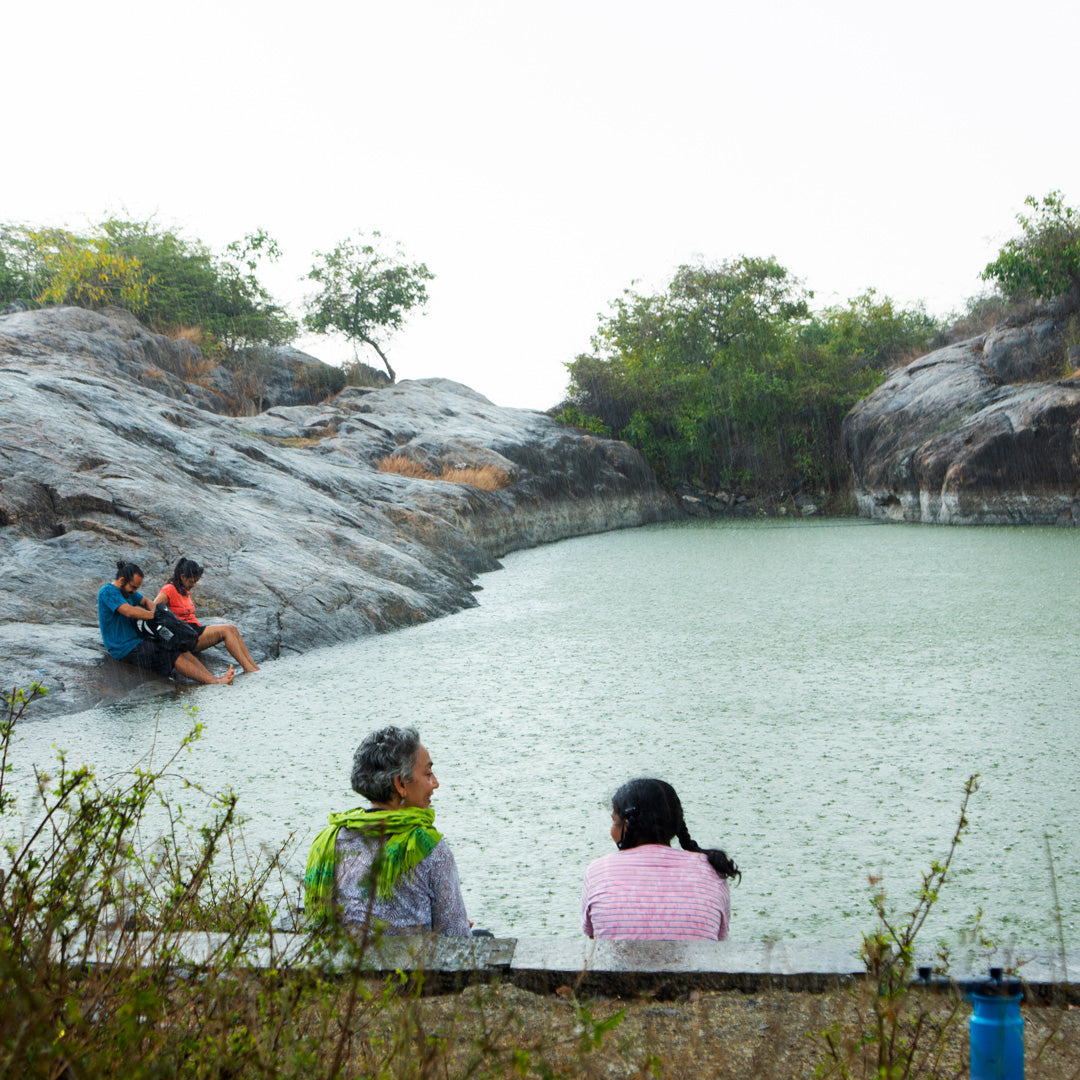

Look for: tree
[0,217,297,352]
[303,231,433,381]
[983,190,1080,306]
[96,219,297,351]
[0,224,48,307]
[30,228,148,312]
[563,259,933,495]
[800,288,940,368]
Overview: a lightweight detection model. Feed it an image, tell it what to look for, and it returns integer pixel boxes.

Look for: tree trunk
[363,336,396,382]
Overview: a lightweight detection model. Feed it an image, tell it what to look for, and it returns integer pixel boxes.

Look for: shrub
[563,263,938,495]
[0,218,298,353]
[984,190,1080,308]
[817,776,979,1080]
[0,683,624,1080]
[30,227,149,312]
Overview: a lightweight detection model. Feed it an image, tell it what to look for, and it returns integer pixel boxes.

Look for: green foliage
[550,405,610,436]
[96,218,298,351]
[0,218,298,352]
[303,230,434,381]
[564,260,940,496]
[30,228,149,311]
[0,224,49,307]
[1,686,626,1079]
[802,289,940,368]
[983,190,1080,305]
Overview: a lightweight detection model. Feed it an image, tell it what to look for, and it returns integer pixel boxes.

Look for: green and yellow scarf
[303,807,442,921]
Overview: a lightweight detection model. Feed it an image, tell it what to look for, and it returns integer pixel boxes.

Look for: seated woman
[151,557,260,673]
[304,725,470,935]
[582,777,740,941]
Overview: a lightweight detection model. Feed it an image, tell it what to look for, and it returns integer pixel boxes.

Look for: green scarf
[303,806,442,922]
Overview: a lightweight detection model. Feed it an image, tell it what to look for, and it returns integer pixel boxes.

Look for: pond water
[9,519,1080,952]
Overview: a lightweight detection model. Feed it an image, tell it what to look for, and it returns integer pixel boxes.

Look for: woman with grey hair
[305,725,470,935]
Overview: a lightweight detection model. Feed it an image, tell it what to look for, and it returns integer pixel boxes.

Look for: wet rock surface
[842,316,1080,524]
[0,306,675,716]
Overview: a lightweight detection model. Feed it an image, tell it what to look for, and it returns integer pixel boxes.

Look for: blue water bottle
[967,967,1024,1080]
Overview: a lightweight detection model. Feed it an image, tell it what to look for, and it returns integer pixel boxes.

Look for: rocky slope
[0,306,676,716]
[842,314,1080,524]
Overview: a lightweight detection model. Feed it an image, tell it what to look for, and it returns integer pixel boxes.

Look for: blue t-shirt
[98,583,145,659]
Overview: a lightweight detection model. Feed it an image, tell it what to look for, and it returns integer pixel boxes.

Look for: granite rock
[842,319,1080,525]
[0,306,675,716]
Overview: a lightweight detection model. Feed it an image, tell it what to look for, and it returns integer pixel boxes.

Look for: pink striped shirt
[582,845,730,940]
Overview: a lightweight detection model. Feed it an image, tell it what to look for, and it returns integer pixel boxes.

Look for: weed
[0,684,618,1079]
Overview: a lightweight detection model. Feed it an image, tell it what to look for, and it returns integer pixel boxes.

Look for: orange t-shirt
[160,582,198,624]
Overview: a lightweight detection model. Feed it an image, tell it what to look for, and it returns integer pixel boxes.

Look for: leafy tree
[563,259,937,497]
[96,218,297,350]
[983,190,1080,306]
[303,231,434,381]
[30,227,149,312]
[0,224,48,307]
[0,218,297,352]
[800,288,940,368]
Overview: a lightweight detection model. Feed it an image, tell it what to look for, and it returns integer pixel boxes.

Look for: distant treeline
[0,218,431,382]
[555,191,1080,504]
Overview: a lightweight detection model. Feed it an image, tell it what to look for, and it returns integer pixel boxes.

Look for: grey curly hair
[350,725,421,804]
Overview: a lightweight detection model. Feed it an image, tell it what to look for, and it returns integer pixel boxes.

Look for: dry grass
[277,435,328,449]
[306,980,1080,1080]
[168,324,207,346]
[440,464,512,490]
[378,455,439,480]
[378,456,512,491]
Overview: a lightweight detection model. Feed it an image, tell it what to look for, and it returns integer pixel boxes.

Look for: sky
[4,0,1079,409]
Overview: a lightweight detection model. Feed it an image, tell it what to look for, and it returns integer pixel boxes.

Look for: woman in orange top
[152,557,260,673]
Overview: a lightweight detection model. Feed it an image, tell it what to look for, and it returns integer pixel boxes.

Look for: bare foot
[242,663,261,673]
[218,665,235,685]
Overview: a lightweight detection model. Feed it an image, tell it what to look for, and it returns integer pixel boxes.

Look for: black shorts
[121,637,184,677]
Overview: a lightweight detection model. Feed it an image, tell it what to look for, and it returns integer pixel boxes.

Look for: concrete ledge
[68,932,1079,1000]
[508,939,864,994]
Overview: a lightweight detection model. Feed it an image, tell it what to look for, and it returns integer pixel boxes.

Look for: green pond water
[11,518,1080,951]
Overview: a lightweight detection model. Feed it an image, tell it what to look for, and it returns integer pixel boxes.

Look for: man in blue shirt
[98,560,234,684]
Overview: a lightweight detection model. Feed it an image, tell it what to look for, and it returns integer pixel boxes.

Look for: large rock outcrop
[842,316,1080,525]
[0,307,676,716]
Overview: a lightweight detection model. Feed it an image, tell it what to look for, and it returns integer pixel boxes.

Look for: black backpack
[140,604,201,653]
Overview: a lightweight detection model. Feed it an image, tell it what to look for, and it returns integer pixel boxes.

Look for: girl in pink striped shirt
[582,778,740,941]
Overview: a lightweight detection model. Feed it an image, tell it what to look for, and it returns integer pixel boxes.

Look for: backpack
[140,604,201,653]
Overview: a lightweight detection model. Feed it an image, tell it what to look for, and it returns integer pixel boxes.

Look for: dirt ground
[384,981,1080,1079]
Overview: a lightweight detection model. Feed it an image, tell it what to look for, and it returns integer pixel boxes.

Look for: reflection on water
[11,519,1080,948]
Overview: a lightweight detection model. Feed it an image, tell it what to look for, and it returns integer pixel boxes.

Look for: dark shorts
[121,637,183,677]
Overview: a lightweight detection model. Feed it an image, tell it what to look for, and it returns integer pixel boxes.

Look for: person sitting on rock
[97,560,234,685]
[582,777,739,940]
[150,557,260,674]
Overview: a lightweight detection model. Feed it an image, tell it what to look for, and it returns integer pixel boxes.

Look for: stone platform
[77,933,1079,1001]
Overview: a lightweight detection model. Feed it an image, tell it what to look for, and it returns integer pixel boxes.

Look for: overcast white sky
[4,0,1078,408]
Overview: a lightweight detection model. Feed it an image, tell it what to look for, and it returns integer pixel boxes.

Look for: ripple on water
[10,519,1080,947]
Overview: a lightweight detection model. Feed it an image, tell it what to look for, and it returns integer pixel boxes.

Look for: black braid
[676,819,740,882]
[612,778,741,883]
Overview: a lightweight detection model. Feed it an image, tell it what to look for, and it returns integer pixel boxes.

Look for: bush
[984,190,1080,308]
[561,262,939,496]
[0,218,298,353]
[0,684,621,1079]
